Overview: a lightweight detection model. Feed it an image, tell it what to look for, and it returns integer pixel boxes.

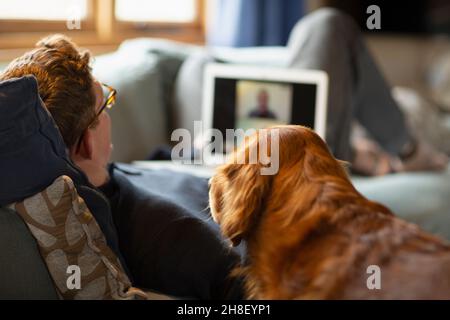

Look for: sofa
[1,37,450,299]
[92,37,450,238]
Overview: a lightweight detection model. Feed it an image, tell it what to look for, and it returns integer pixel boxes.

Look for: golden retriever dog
[209,125,450,299]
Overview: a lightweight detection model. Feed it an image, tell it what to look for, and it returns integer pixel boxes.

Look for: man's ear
[70,130,94,160]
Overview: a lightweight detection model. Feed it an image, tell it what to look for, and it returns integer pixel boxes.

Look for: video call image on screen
[236,80,292,131]
[212,77,317,150]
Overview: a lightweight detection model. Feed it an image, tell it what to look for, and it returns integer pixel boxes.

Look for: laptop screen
[201,64,328,156]
[212,77,317,136]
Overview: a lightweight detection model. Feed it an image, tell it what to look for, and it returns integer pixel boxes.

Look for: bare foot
[351,137,402,176]
[400,139,449,172]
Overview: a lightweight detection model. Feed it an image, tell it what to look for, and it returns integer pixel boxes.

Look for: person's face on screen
[258,90,269,111]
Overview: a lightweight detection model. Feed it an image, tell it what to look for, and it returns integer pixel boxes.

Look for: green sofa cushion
[92,39,191,163]
[353,165,450,241]
[0,206,58,299]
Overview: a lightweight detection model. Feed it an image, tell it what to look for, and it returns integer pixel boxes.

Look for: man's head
[0,34,113,186]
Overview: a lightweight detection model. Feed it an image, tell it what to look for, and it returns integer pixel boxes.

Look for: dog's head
[209,125,350,247]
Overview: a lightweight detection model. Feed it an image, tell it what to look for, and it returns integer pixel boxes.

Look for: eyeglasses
[86,82,116,128]
[74,83,116,150]
[95,83,116,124]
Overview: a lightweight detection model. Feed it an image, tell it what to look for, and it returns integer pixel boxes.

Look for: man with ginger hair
[0,34,244,299]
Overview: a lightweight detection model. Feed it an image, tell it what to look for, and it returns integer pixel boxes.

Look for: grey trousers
[287,8,411,160]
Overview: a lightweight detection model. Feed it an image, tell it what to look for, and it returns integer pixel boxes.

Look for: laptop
[196,63,329,163]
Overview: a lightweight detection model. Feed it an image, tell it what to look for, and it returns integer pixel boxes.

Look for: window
[0,0,88,21]
[0,0,205,55]
[115,0,197,23]
[0,0,93,38]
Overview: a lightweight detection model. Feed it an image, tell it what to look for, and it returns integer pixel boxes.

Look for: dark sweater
[100,164,245,299]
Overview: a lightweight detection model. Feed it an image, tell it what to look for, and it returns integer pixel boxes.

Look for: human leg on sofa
[286,8,448,175]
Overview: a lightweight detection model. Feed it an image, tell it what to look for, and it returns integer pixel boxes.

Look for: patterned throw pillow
[8,175,147,300]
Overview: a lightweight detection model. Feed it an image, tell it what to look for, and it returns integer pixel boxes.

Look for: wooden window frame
[0,0,205,56]
[0,0,95,33]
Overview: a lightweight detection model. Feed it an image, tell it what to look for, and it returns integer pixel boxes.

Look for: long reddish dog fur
[209,125,450,299]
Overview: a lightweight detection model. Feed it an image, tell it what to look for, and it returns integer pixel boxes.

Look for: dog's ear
[208,174,225,224]
[216,163,272,246]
